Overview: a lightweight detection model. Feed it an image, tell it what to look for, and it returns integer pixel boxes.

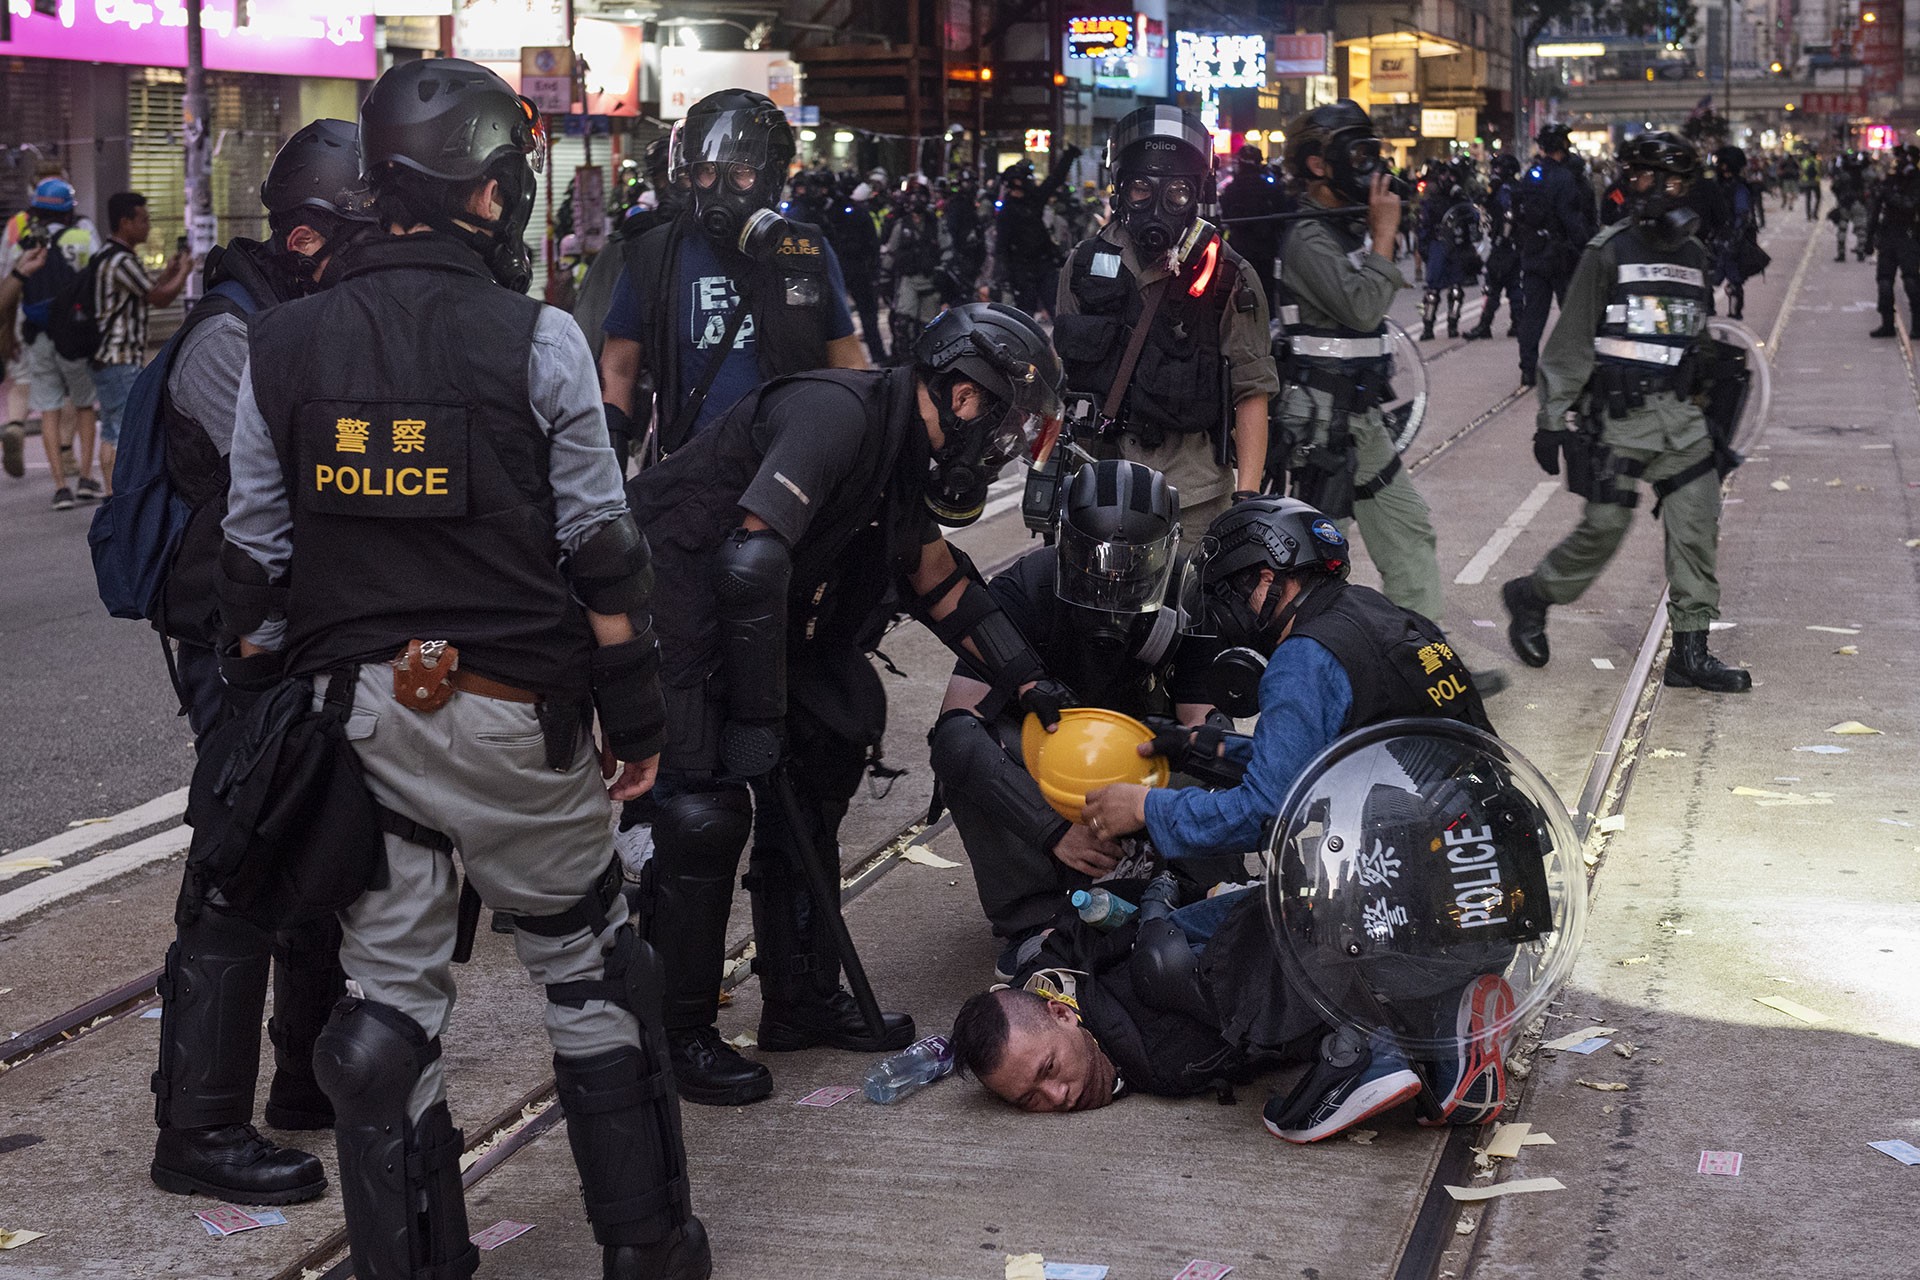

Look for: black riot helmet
[1236,141,1264,170]
[643,135,672,179]
[358,58,547,292]
[1107,105,1213,258]
[672,88,798,258]
[1619,131,1701,247]
[1286,99,1394,204]
[1198,496,1350,652]
[1057,459,1179,619]
[899,174,933,212]
[912,303,1066,528]
[1714,144,1748,176]
[1490,152,1522,182]
[260,119,374,286]
[1535,123,1572,154]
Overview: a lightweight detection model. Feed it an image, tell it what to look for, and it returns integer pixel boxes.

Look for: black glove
[1143,716,1244,787]
[1532,429,1564,476]
[1061,145,1084,166]
[1018,678,1073,731]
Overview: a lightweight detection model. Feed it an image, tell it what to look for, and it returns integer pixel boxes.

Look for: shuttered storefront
[128,68,282,260]
[0,60,75,218]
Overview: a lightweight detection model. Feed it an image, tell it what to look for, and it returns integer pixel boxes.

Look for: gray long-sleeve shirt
[223,304,628,650]
[168,312,249,456]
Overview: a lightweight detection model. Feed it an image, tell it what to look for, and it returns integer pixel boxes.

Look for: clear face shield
[1055,523,1176,615]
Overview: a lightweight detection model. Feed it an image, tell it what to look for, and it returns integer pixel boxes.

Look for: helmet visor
[673,108,781,175]
[979,399,1062,472]
[1055,521,1175,614]
[518,97,549,174]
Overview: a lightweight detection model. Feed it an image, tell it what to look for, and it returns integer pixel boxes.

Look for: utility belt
[1590,349,1697,419]
[1274,357,1400,520]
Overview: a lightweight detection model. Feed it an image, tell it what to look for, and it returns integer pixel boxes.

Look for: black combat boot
[1663,630,1752,693]
[1871,314,1898,338]
[1837,245,1847,262]
[749,854,914,1053]
[649,791,770,1106]
[150,914,327,1202]
[263,918,345,1130]
[1500,576,1551,668]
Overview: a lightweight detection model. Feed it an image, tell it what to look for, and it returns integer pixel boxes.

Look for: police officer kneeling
[628,303,1070,1106]
[930,460,1219,976]
[221,60,707,1278]
[1502,133,1751,694]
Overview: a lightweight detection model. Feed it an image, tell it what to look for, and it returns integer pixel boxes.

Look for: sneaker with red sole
[1418,973,1516,1127]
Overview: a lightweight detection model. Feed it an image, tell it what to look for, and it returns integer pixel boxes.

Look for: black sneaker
[1,422,22,478]
[51,486,75,510]
[74,476,101,501]
[1264,1033,1422,1143]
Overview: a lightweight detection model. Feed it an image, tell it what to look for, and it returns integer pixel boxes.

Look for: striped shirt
[94,240,155,366]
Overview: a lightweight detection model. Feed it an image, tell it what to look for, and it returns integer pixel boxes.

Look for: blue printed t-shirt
[603,226,856,438]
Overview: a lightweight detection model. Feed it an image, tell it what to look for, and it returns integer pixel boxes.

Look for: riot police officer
[221,59,707,1278]
[627,303,1071,1107]
[1869,146,1920,338]
[1054,106,1276,533]
[1502,132,1751,695]
[1219,142,1291,316]
[930,460,1217,973]
[147,119,371,1209]
[882,175,947,361]
[941,166,987,305]
[600,89,866,466]
[984,149,1079,316]
[1416,158,1481,340]
[1511,124,1598,387]
[1831,150,1872,262]
[1466,152,1524,340]
[1270,101,1444,624]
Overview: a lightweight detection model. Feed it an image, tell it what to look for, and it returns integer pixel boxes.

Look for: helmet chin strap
[1255,574,1323,651]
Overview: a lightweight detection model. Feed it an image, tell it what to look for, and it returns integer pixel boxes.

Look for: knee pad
[1128,918,1216,1025]
[927,709,1065,853]
[313,998,441,1120]
[652,787,753,866]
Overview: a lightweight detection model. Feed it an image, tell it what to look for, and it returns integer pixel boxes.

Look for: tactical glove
[1532,429,1564,476]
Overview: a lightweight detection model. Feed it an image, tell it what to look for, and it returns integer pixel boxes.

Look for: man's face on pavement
[979,996,1118,1113]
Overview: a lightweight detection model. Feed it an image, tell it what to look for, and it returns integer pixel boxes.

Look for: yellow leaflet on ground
[899,847,962,869]
[1522,1133,1557,1146]
[1769,479,1790,491]
[0,856,61,881]
[1005,1253,1046,1280]
[1805,625,1860,635]
[1826,721,1882,735]
[724,1032,757,1049]
[1483,1123,1531,1159]
[1444,1177,1566,1202]
[1755,995,1827,1024]
[1542,1026,1618,1051]
[1576,1079,1629,1091]
[0,1229,46,1250]
[1835,645,1859,656]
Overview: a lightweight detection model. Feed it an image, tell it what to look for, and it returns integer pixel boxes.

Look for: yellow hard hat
[1021,708,1170,824]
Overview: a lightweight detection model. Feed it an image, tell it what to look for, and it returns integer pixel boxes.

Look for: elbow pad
[590,628,666,762]
[911,546,1046,714]
[716,527,791,725]
[216,540,288,639]
[927,708,1070,853]
[567,513,652,617]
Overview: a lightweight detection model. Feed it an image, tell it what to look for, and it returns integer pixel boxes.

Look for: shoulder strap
[1102,275,1169,420]
[665,293,750,449]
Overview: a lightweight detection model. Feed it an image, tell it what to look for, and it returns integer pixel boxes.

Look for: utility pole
[183,0,213,296]
[1511,23,1526,154]
[1724,0,1733,137]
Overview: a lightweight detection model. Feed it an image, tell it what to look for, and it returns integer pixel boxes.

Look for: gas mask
[1630,173,1700,249]
[691,168,791,261]
[447,158,538,293]
[1324,130,1407,205]
[1116,171,1200,259]
[925,389,1042,528]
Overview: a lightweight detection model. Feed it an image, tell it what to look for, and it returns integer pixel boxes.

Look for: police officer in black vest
[1055,106,1276,534]
[1511,124,1597,387]
[1219,142,1290,316]
[221,60,707,1279]
[930,460,1219,975]
[983,150,1079,316]
[627,303,1071,1107]
[571,135,683,369]
[147,119,371,1209]
[600,90,866,467]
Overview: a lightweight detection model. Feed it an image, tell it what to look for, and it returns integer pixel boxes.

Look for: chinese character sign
[3,0,376,79]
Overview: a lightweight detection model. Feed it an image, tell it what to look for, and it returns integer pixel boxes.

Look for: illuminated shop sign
[1067,15,1134,59]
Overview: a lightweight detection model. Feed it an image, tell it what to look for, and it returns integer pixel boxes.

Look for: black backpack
[43,239,127,362]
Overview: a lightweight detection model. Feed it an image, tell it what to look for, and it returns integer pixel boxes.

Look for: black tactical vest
[249,234,592,696]
[159,240,290,647]
[1592,223,1712,372]
[628,213,834,454]
[1289,579,1492,733]
[1054,226,1240,438]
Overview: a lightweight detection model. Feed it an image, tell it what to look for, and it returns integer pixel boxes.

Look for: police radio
[1022,392,1099,538]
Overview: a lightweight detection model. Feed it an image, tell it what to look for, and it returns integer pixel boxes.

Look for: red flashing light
[1188,236,1220,297]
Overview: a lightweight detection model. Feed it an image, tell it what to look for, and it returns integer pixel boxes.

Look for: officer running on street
[626,303,1072,1108]
[221,60,708,1279]
[1415,157,1481,341]
[1054,105,1276,532]
[600,89,866,468]
[1511,125,1597,387]
[1269,101,1444,624]
[1869,146,1920,338]
[1501,132,1752,695]
[146,119,372,1210]
[930,460,1219,977]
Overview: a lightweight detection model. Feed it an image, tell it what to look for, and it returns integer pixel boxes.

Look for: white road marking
[0,825,189,925]
[2,787,189,864]
[1454,481,1560,585]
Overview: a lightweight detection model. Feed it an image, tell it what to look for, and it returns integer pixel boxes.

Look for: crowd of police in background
[9,45,1911,1280]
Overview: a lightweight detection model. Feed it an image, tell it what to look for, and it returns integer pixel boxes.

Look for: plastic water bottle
[863,1035,954,1103]
[1072,887,1138,932]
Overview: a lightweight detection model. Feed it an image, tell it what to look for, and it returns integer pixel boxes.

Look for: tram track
[4,269,1785,1274]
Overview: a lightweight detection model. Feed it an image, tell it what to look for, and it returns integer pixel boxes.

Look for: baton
[763,766,888,1040]
[1219,204,1368,227]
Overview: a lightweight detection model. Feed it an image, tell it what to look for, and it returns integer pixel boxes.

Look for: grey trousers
[328,665,637,1120]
